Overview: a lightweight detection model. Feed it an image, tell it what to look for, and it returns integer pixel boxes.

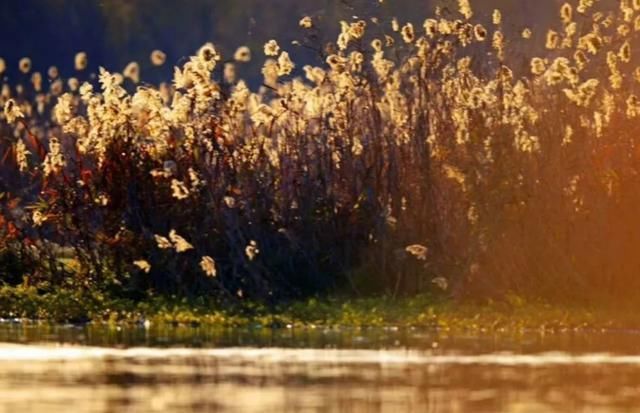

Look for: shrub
[1,1,640,302]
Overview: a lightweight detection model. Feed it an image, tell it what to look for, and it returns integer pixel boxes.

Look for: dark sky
[0,0,568,87]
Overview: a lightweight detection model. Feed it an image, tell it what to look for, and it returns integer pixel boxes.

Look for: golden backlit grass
[2,1,640,303]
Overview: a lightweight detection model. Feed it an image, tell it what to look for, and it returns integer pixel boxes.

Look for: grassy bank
[1,284,638,332]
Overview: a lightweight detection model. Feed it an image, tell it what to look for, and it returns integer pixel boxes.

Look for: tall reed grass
[1,0,640,302]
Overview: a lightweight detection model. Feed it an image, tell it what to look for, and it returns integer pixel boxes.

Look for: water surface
[1,323,639,412]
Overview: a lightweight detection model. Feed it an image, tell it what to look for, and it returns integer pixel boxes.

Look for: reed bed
[1,0,640,302]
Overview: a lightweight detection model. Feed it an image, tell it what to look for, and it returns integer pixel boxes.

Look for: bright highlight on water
[4,344,640,366]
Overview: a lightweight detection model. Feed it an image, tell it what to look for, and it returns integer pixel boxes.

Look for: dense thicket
[2,0,640,302]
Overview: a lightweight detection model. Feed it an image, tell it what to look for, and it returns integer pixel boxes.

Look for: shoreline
[0,286,636,332]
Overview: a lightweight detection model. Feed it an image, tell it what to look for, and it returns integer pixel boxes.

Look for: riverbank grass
[1,285,638,332]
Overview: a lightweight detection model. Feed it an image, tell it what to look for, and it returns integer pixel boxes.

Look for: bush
[1,1,640,303]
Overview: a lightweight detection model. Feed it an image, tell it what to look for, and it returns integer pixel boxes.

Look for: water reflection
[1,323,640,412]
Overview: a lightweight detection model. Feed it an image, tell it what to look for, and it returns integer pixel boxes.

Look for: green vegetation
[1,284,638,333]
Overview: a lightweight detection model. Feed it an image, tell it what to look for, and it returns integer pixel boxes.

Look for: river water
[0,323,639,412]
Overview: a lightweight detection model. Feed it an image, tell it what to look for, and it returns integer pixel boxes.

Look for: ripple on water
[0,343,639,412]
